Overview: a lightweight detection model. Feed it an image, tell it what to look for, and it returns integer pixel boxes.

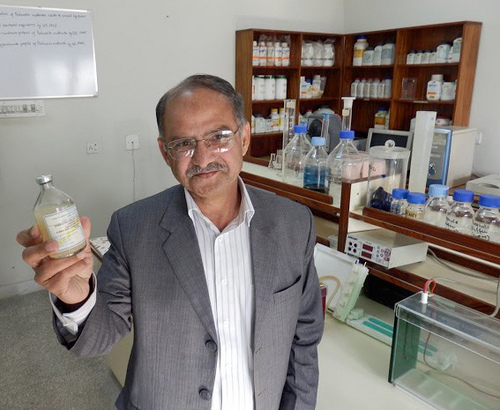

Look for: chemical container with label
[405,193,426,220]
[389,292,500,410]
[423,184,450,227]
[351,78,360,97]
[281,42,290,66]
[445,189,475,235]
[421,51,431,64]
[303,136,329,193]
[406,50,416,64]
[374,108,388,129]
[436,42,451,63]
[364,79,372,98]
[254,75,265,101]
[353,36,368,66]
[384,78,392,98]
[370,79,380,99]
[252,41,260,66]
[357,78,366,98]
[362,47,374,65]
[427,74,443,101]
[471,194,500,243]
[323,42,335,66]
[381,42,395,65]
[414,51,423,64]
[282,125,312,186]
[440,82,456,101]
[367,142,410,211]
[275,75,287,100]
[259,41,267,66]
[266,41,275,66]
[264,75,276,100]
[311,75,322,98]
[373,44,383,65]
[34,174,86,260]
[390,188,409,216]
[274,41,282,66]
[448,37,462,63]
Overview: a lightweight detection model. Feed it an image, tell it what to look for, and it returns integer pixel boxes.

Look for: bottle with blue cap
[326,130,361,203]
[303,136,329,193]
[445,189,475,235]
[390,188,409,216]
[423,184,450,227]
[405,192,427,220]
[282,125,312,185]
[472,194,500,243]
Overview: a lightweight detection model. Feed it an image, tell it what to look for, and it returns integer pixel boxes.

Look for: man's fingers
[80,216,91,239]
[16,225,41,247]
[33,246,91,285]
[22,240,59,269]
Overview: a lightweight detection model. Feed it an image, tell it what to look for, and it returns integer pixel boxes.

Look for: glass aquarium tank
[389,292,500,410]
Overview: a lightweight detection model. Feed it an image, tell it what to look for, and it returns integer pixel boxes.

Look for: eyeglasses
[164,127,239,160]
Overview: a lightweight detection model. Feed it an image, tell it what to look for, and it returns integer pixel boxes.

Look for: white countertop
[317,296,428,410]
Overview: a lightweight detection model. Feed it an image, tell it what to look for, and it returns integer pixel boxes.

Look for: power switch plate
[126,135,139,150]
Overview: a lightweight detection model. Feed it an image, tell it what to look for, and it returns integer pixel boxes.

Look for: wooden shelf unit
[236,21,481,155]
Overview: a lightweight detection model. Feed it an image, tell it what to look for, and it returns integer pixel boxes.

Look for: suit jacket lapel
[159,187,217,341]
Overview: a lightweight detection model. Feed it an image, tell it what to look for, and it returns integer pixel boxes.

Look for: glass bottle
[471,194,500,243]
[303,136,329,193]
[282,125,312,186]
[326,130,361,203]
[33,174,86,259]
[405,192,426,220]
[445,189,475,235]
[423,184,450,227]
[390,188,409,216]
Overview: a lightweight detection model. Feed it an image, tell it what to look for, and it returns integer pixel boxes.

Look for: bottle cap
[428,184,449,198]
[357,35,367,40]
[339,130,355,139]
[36,174,52,185]
[431,74,444,81]
[407,192,426,205]
[294,125,307,134]
[452,189,474,203]
[392,188,409,199]
[478,194,500,208]
[311,137,325,146]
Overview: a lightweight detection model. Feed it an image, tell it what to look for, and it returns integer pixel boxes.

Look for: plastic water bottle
[390,188,409,216]
[472,194,500,243]
[445,189,475,235]
[283,125,312,185]
[423,184,450,227]
[303,137,329,193]
[326,130,361,202]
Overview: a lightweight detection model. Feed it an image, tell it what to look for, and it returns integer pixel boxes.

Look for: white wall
[344,0,500,177]
[0,0,344,298]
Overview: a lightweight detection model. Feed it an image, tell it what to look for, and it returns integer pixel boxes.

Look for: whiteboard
[0,5,98,99]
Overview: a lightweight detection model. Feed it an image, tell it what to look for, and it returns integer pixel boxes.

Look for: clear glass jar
[472,194,500,243]
[282,125,312,186]
[445,189,475,235]
[405,192,426,220]
[303,136,329,193]
[390,188,409,216]
[423,184,450,227]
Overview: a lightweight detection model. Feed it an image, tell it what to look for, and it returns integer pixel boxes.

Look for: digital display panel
[361,251,371,259]
[362,244,374,252]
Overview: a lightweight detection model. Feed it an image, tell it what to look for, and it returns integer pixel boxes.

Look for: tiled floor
[0,290,121,409]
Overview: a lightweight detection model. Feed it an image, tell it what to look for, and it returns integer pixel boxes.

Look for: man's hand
[16,216,94,305]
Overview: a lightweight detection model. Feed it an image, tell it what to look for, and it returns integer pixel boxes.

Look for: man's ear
[240,122,251,156]
[157,138,172,168]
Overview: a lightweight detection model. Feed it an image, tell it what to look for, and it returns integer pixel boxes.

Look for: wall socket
[86,142,99,154]
[126,135,140,150]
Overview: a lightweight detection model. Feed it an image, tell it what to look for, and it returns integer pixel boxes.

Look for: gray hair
[156,74,247,140]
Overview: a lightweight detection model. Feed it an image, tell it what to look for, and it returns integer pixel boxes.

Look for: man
[17,74,323,409]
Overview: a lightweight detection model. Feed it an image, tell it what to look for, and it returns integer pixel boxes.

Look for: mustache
[186,162,228,178]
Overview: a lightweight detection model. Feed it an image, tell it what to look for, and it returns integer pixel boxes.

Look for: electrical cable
[319,275,342,310]
[131,141,136,202]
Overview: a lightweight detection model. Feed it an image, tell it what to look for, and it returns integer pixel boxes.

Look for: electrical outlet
[86,142,99,154]
[475,131,483,145]
[126,135,140,150]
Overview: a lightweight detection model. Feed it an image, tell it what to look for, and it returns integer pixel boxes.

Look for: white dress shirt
[51,178,256,410]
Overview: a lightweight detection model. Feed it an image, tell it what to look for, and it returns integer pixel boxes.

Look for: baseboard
[0,279,44,300]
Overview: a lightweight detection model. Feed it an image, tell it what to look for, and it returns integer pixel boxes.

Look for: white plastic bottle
[423,184,450,227]
[266,41,275,66]
[353,36,368,66]
[311,75,322,98]
[264,75,276,100]
[381,42,395,65]
[436,42,451,63]
[34,174,86,259]
[275,75,287,100]
[270,108,280,131]
[449,37,462,63]
[364,79,372,99]
[358,78,367,98]
[351,78,360,97]
[252,41,260,66]
[259,41,267,66]
[362,47,374,66]
[406,50,416,64]
[445,189,475,235]
[472,194,500,242]
[422,51,431,64]
[383,78,392,98]
[427,74,444,101]
[274,41,282,66]
[373,44,383,65]
[371,79,380,99]
[374,108,388,129]
[281,42,290,66]
[414,50,423,64]
[377,80,385,98]
[323,42,335,66]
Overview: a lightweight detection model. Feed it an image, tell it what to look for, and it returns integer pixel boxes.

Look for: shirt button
[205,340,217,352]
[221,278,227,286]
[199,388,212,401]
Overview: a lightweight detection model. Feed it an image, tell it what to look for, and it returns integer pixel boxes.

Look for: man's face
[158,88,250,202]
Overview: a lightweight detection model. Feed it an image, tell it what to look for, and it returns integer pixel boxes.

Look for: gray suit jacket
[68,184,323,409]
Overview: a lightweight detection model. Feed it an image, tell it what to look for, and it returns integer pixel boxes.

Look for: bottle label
[43,205,86,252]
[472,220,492,241]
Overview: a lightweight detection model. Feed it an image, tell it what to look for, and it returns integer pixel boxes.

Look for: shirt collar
[185,177,255,230]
